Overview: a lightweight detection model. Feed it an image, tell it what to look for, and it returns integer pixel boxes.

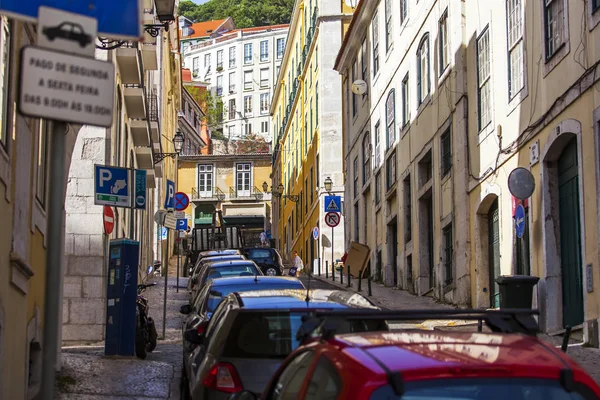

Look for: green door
[558,138,584,328]
[488,199,501,308]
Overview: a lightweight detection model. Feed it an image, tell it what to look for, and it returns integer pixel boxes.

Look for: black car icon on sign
[43,22,92,47]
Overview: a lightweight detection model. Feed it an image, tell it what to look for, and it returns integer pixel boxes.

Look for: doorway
[558,138,584,328]
[488,199,500,308]
[388,219,398,286]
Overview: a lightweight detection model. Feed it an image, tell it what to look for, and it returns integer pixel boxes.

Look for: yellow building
[271,0,354,267]
[177,151,272,245]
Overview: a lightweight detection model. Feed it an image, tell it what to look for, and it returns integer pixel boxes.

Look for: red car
[231,310,600,399]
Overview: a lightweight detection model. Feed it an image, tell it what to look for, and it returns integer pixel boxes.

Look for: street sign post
[324,195,342,213]
[18,46,115,127]
[325,212,341,227]
[37,7,97,57]
[174,192,189,211]
[134,169,147,210]
[174,211,185,219]
[0,0,142,39]
[312,227,319,240]
[515,204,526,239]
[154,210,166,226]
[164,180,175,209]
[103,205,114,235]
[164,214,177,230]
[94,165,130,207]
[177,219,188,231]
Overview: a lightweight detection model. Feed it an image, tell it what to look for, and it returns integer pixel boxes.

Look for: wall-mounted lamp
[271,183,299,202]
[324,176,333,193]
[153,130,185,164]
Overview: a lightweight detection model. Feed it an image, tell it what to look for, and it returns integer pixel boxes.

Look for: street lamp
[324,176,333,193]
[271,184,299,202]
[262,181,269,192]
[154,0,177,22]
[154,130,185,164]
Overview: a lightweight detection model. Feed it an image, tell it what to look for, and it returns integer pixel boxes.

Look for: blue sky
[192,0,210,4]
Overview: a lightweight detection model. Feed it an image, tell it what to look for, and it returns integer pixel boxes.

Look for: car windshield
[369,378,595,400]
[206,283,303,312]
[247,249,272,258]
[206,264,259,280]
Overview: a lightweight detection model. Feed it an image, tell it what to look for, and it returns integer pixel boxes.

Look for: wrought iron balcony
[229,186,264,201]
[191,187,226,202]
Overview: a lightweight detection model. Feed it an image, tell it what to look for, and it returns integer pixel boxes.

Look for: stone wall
[62,126,107,343]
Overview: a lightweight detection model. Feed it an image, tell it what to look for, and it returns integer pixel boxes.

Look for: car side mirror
[228,391,257,400]
[180,304,192,315]
[184,328,204,345]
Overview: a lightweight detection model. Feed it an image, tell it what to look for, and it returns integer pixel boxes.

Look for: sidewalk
[311,272,600,385]
[57,258,188,399]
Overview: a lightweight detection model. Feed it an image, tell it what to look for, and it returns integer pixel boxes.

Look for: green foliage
[179,0,294,28]
[185,85,225,134]
[233,132,270,154]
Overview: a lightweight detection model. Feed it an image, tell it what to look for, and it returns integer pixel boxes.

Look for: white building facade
[182,24,289,143]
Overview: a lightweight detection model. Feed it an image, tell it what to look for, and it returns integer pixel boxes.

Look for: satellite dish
[351,80,367,95]
[508,167,536,200]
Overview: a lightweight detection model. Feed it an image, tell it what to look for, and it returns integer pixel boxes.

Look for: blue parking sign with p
[94,165,130,207]
[176,219,188,231]
[164,180,175,209]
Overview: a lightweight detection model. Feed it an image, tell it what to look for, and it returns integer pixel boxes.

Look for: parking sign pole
[162,229,169,339]
[176,235,180,293]
[41,121,67,400]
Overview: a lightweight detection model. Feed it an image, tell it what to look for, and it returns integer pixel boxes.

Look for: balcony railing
[191,187,226,201]
[148,88,159,122]
[229,186,264,200]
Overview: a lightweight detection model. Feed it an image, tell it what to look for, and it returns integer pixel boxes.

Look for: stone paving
[311,271,600,385]
[57,258,188,399]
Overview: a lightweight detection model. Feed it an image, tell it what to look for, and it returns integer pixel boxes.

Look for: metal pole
[346,265,351,288]
[331,226,334,282]
[40,121,67,400]
[176,233,180,293]
[325,260,329,279]
[162,229,169,339]
[358,268,363,292]
[368,275,372,296]
[340,263,343,285]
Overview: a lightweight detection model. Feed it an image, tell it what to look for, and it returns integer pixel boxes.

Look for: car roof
[207,260,258,268]
[209,276,303,287]
[234,289,379,310]
[332,330,580,378]
[202,254,245,261]
[199,249,241,257]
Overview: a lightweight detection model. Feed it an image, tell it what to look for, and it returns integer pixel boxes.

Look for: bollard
[357,268,363,292]
[562,326,572,353]
[346,265,351,288]
[326,261,329,279]
[368,275,372,296]
[318,260,321,276]
[340,265,343,285]
[477,319,483,332]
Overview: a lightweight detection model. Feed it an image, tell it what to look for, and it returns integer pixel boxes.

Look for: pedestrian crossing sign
[324,195,341,212]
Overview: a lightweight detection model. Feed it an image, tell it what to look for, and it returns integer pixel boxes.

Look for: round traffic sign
[103,205,114,235]
[312,227,319,240]
[174,192,190,211]
[515,204,526,239]
[508,167,536,200]
[325,212,340,228]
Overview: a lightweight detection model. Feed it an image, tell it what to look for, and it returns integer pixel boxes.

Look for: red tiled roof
[185,19,228,39]
[182,68,192,82]
[232,23,289,34]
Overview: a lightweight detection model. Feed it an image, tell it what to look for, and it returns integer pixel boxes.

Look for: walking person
[260,230,268,247]
[291,251,304,278]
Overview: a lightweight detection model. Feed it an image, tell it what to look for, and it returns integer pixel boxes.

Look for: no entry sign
[103,205,114,235]
[325,212,340,228]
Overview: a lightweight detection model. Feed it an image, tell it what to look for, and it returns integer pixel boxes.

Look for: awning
[222,215,265,229]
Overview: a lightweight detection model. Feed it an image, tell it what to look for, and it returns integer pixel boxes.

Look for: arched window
[362,133,371,185]
[417,34,430,105]
[385,89,396,150]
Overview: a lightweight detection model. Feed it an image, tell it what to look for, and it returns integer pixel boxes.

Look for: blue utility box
[105,239,139,356]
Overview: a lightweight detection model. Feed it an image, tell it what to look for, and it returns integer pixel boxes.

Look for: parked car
[188,255,246,293]
[234,309,600,400]
[183,289,388,399]
[242,247,285,276]
[189,249,243,276]
[189,260,264,298]
[179,276,306,395]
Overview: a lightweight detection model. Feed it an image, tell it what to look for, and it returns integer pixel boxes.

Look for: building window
[260,40,269,61]
[477,27,492,130]
[417,35,430,105]
[229,72,235,93]
[2,19,14,149]
[351,59,358,117]
[244,71,253,90]
[245,123,252,135]
[386,151,396,190]
[244,43,253,64]
[385,90,395,150]
[443,223,453,284]
[385,0,393,51]
[440,127,452,177]
[361,38,368,98]
[375,172,381,204]
[516,202,531,275]
[353,157,359,198]
[260,68,269,87]
[507,0,524,98]
[439,10,449,75]
[260,93,269,114]
[277,38,285,59]
[401,73,409,127]
[400,0,408,24]
[261,121,268,133]
[593,0,600,12]
[354,204,359,241]
[229,46,236,68]
[36,121,49,208]
[204,53,211,68]
[372,13,380,76]
[228,99,236,120]
[310,167,314,204]
[374,121,381,166]
[544,0,565,59]
[236,163,251,196]
[216,75,223,96]
[216,50,223,70]
[315,83,319,124]
[363,133,371,185]
[192,57,199,75]
[244,95,252,115]
[403,175,411,242]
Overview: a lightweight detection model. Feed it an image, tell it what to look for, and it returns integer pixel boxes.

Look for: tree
[233,132,270,154]
[185,85,225,137]
[179,0,295,28]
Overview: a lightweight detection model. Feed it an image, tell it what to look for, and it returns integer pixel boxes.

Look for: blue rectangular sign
[134,169,146,210]
[0,0,142,39]
[324,195,342,213]
[176,219,188,231]
[164,179,175,209]
[95,165,130,207]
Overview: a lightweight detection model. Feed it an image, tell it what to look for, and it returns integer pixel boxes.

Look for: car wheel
[265,267,278,276]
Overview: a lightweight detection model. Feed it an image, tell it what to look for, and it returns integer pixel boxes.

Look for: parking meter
[105,239,140,356]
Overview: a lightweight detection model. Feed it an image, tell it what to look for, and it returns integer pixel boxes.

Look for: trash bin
[496,275,540,309]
